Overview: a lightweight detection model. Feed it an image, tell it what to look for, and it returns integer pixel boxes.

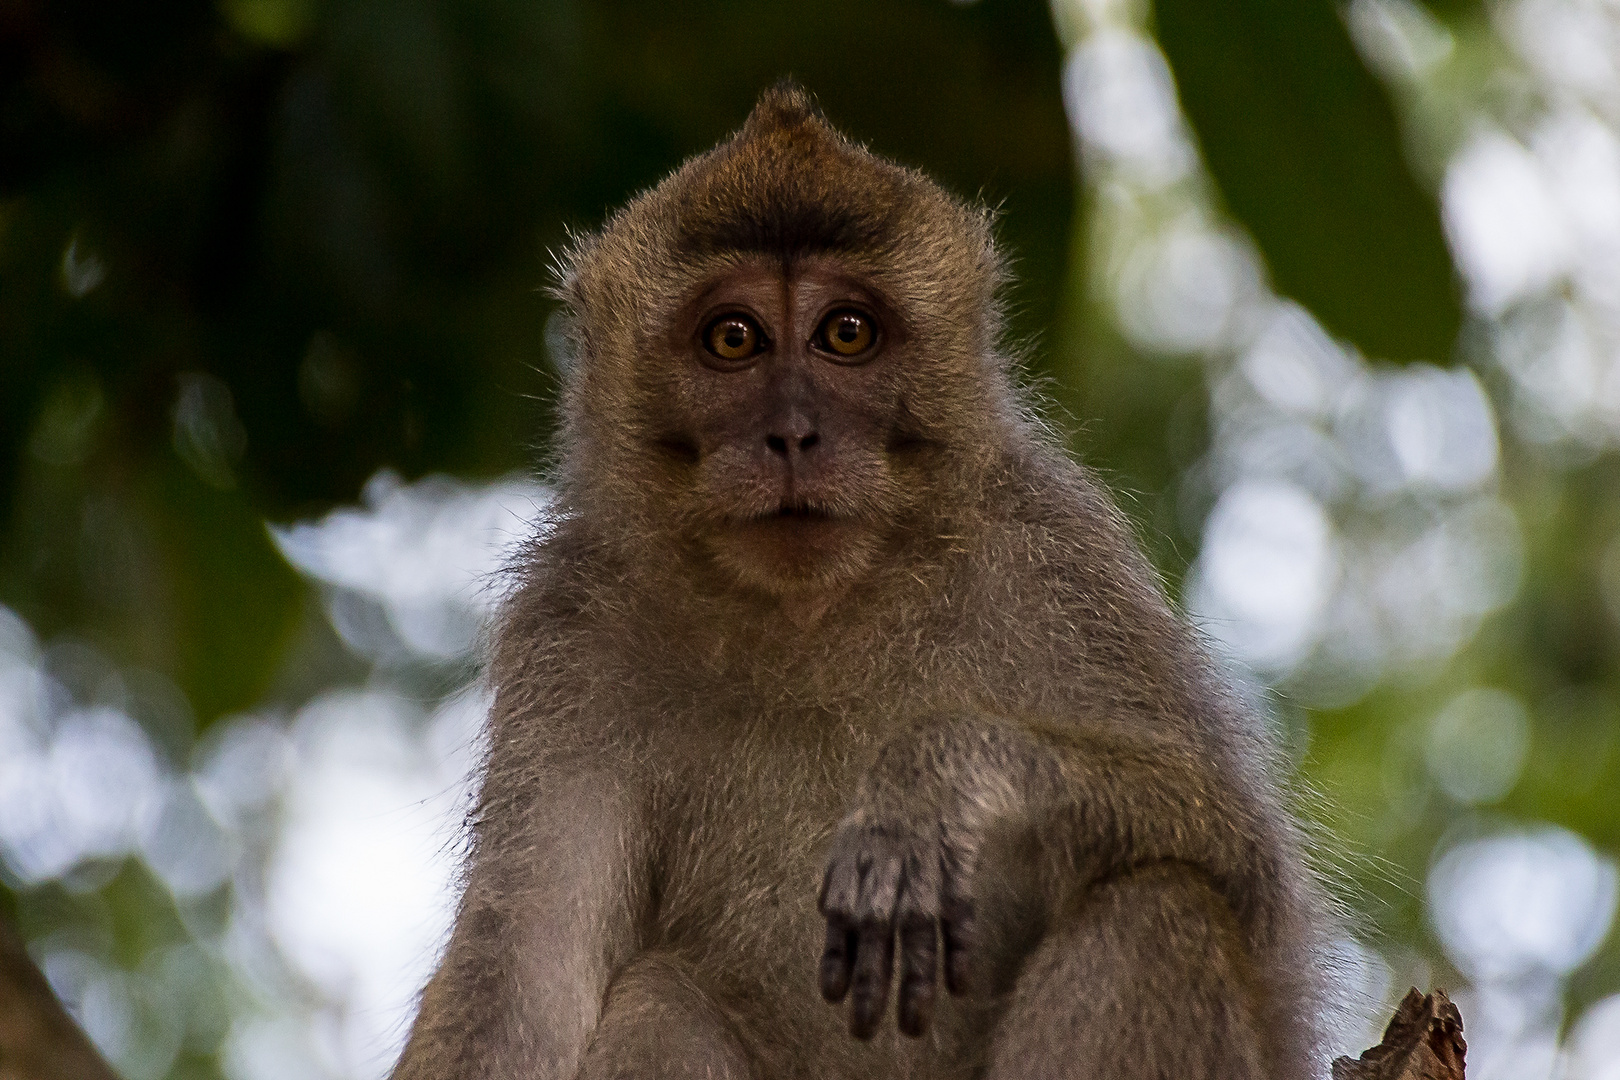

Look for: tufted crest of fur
[557,82,1003,310]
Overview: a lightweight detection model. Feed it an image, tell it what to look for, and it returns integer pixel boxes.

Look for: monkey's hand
[817,807,974,1040]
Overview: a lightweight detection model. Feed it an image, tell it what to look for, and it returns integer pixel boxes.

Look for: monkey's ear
[742,79,830,138]
[544,226,593,308]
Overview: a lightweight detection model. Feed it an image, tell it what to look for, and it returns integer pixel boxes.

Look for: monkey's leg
[575,954,756,1080]
[984,863,1271,1080]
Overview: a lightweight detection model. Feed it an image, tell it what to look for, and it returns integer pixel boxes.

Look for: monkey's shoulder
[965,450,1179,620]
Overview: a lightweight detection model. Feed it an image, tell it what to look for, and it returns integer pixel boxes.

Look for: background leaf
[1155,0,1462,361]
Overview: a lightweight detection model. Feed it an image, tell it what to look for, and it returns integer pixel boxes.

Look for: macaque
[393,84,1332,1080]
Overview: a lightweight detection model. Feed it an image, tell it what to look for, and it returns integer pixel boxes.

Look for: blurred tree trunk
[0,914,119,1080]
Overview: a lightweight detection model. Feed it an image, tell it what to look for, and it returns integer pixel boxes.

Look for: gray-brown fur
[392,84,1333,1080]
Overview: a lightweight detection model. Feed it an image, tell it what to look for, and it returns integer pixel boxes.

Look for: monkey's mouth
[768,502,835,521]
[708,499,877,592]
[726,500,854,555]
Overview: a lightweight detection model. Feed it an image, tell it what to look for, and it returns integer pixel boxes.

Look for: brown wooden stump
[1331,988,1468,1080]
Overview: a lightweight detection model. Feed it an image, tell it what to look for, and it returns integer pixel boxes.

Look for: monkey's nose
[766,430,821,458]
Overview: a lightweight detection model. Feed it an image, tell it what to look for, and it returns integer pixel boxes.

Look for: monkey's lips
[763,503,836,522]
[740,503,851,543]
[715,502,872,585]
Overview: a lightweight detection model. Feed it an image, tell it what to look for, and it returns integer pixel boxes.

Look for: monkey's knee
[576,954,755,1080]
[986,864,1276,1080]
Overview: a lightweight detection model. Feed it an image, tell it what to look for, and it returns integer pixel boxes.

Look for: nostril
[766,432,820,457]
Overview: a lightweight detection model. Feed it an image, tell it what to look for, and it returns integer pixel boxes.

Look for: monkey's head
[555,84,1015,601]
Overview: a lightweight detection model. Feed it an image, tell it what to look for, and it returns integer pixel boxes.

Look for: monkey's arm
[392,769,644,1080]
[818,712,1285,1039]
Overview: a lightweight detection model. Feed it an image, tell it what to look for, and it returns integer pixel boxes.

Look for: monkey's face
[651,256,922,597]
[560,89,1006,602]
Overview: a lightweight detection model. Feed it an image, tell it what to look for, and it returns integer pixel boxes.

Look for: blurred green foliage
[1155,0,1462,362]
[1,0,1074,730]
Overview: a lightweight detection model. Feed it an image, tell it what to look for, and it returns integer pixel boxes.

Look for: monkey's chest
[651,739,848,971]
[643,740,981,1080]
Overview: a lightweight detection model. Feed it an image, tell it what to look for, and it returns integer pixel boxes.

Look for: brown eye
[704,315,763,363]
[818,310,875,359]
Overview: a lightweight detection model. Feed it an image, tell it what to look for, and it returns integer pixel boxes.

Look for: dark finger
[847,923,894,1040]
[819,858,859,916]
[820,920,857,1003]
[896,917,938,1038]
[942,898,974,996]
